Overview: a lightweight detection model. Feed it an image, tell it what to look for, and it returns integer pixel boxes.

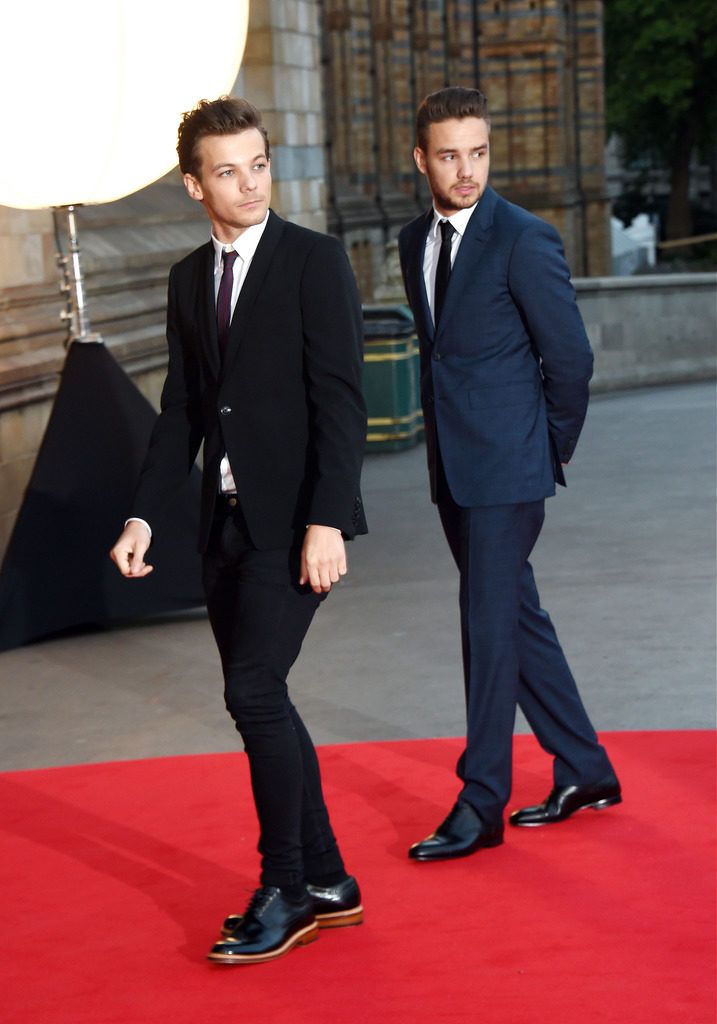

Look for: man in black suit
[398,87,620,862]
[111,96,367,963]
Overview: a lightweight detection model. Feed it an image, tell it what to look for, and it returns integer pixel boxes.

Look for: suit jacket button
[432,352,441,361]
[220,405,232,416]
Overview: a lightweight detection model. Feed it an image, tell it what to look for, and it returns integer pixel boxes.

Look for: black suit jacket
[133,210,367,551]
[398,187,593,507]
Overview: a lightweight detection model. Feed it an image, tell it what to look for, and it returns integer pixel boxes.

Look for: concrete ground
[0,382,714,771]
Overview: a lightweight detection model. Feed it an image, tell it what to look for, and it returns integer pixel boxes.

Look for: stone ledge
[591,361,716,393]
[575,272,717,291]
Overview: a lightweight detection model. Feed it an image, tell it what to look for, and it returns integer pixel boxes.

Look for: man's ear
[183,173,203,202]
[413,146,426,176]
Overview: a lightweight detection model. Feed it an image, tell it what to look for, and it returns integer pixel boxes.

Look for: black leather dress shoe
[408,802,504,861]
[305,875,363,928]
[509,777,622,827]
[208,886,318,964]
[220,875,363,937]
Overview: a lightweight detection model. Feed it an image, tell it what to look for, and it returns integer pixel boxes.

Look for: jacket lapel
[405,210,435,344]
[222,210,285,377]
[434,185,498,344]
[199,242,221,378]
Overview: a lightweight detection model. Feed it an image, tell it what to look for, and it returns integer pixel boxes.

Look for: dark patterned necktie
[217,249,239,357]
[434,219,455,326]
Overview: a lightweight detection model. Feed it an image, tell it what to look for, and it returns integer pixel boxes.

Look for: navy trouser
[202,499,345,891]
[437,479,615,826]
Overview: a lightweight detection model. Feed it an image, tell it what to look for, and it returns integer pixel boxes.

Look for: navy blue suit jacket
[398,186,593,507]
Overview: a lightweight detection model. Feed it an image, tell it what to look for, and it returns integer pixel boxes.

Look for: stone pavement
[0,382,714,771]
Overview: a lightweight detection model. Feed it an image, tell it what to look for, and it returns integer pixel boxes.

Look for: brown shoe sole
[208,921,319,964]
[314,905,364,929]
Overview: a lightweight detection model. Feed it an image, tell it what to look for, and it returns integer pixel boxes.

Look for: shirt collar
[211,211,270,272]
[430,202,478,241]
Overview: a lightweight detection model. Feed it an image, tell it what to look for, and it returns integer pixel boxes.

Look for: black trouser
[202,499,345,892]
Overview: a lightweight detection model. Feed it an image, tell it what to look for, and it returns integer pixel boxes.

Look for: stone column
[573,0,611,276]
[478,0,610,276]
[239,0,327,231]
[0,207,66,555]
[321,0,384,297]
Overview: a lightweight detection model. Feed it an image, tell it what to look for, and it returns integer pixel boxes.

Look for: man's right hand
[110,521,154,578]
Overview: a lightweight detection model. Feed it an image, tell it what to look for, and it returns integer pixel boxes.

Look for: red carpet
[1,732,714,1024]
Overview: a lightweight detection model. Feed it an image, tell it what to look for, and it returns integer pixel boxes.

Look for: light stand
[52,206,103,348]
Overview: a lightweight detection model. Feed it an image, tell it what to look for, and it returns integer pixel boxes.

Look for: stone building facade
[322,0,610,295]
[0,0,610,561]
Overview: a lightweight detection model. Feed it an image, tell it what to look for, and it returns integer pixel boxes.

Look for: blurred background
[0,0,715,594]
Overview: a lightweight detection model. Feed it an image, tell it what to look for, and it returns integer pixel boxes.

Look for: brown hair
[177,96,270,178]
[416,87,490,151]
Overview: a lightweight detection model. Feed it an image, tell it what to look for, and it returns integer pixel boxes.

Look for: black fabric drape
[0,342,204,652]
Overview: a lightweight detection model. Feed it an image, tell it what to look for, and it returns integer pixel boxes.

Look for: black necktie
[217,249,239,357]
[434,219,455,326]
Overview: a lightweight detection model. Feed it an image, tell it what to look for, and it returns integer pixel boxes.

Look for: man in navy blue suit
[399,87,621,861]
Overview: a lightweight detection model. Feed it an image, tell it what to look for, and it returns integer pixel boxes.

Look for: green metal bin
[362,304,423,452]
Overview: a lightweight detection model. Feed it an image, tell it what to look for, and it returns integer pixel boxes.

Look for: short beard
[427,176,483,212]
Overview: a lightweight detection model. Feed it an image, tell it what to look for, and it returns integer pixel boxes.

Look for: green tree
[604,0,717,239]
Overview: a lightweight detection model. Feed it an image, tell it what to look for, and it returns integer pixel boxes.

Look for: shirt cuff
[125,517,152,540]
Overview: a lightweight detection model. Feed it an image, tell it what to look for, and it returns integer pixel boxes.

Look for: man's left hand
[300,525,347,593]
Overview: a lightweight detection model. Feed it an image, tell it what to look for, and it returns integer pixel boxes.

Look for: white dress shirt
[212,212,270,492]
[422,202,478,323]
[127,212,270,538]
